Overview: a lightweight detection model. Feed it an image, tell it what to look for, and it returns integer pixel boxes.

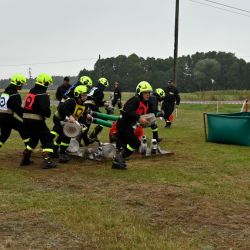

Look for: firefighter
[112,81,152,170]
[0,74,30,148]
[62,75,92,100]
[162,80,180,128]
[20,73,56,169]
[149,88,165,142]
[55,76,71,102]
[51,85,89,162]
[85,77,110,142]
[111,81,122,110]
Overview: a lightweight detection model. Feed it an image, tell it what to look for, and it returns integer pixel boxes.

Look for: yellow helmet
[136,81,152,95]
[98,77,109,87]
[35,73,53,87]
[79,76,93,87]
[155,88,165,98]
[74,85,88,98]
[10,74,27,87]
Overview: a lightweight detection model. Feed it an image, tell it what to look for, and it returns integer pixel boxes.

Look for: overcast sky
[0,0,250,80]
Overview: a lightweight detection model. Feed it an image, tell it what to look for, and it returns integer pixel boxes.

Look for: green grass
[1,102,250,249]
[180,90,250,101]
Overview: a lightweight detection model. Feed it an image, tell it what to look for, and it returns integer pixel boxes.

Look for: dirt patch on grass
[1,151,250,249]
[0,211,82,250]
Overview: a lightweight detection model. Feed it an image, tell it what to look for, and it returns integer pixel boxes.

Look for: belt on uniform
[0,109,14,115]
[23,113,43,120]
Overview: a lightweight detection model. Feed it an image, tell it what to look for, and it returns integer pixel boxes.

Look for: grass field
[0,100,250,249]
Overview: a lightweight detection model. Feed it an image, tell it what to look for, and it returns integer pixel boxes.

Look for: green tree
[193,58,221,91]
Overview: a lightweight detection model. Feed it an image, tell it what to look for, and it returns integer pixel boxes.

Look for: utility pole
[173,0,179,85]
[28,67,32,89]
[97,54,101,76]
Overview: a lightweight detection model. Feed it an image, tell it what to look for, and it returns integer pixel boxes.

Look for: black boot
[111,147,133,170]
[112,153,127,170]
[51,146,59,158]
[165,121,171,128]
[42,152,57,169]
[20,149,33,166]
[51,141,60,158]
[59,152,70,163]
[83,136,95,146]
[23,138,30,147]
[89,125,103,141]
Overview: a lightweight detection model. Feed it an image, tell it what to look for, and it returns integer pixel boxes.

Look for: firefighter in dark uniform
[149,88,165,142]
[111,81,122,110]
[62,75,92,100]
[20,73,56,169]
[112,81,152,170]
[51,85,89,162]
[162,80,180,128]
[85,77,110,142]
[58,76,93,146]
[55,76,71,102]
[0,74,30,148]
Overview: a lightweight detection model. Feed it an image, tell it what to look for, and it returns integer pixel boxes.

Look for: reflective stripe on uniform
[60,142,70,147]
[42,148,53,153]
[54,141,61,146]
[51,131,58,137]
[26,145,33,151]
[127,144,135,152]
[23,138,30,143]
[151,127,158,132]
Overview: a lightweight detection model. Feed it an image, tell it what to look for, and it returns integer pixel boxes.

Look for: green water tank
[205,112,250,146]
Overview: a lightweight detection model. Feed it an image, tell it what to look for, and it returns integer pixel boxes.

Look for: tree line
[1,51,250,92]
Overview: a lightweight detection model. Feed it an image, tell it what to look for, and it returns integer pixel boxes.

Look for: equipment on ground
[150,139,158,154]
[138,137,173,157]
[67,138,80,153]
[67,139,116,160]
[139,135,147,154]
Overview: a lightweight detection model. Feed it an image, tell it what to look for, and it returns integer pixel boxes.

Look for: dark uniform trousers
[24,119,53,153]
[112,98,122,109]
[0,114,29,146]
[83,103,103,142]
[51,116,71,153]
[116,119,141,157]
[162,102,175,122]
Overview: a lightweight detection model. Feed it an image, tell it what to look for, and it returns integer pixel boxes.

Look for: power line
[202,0,250,14]
[0,57,98,68]
[189,0,250,18]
